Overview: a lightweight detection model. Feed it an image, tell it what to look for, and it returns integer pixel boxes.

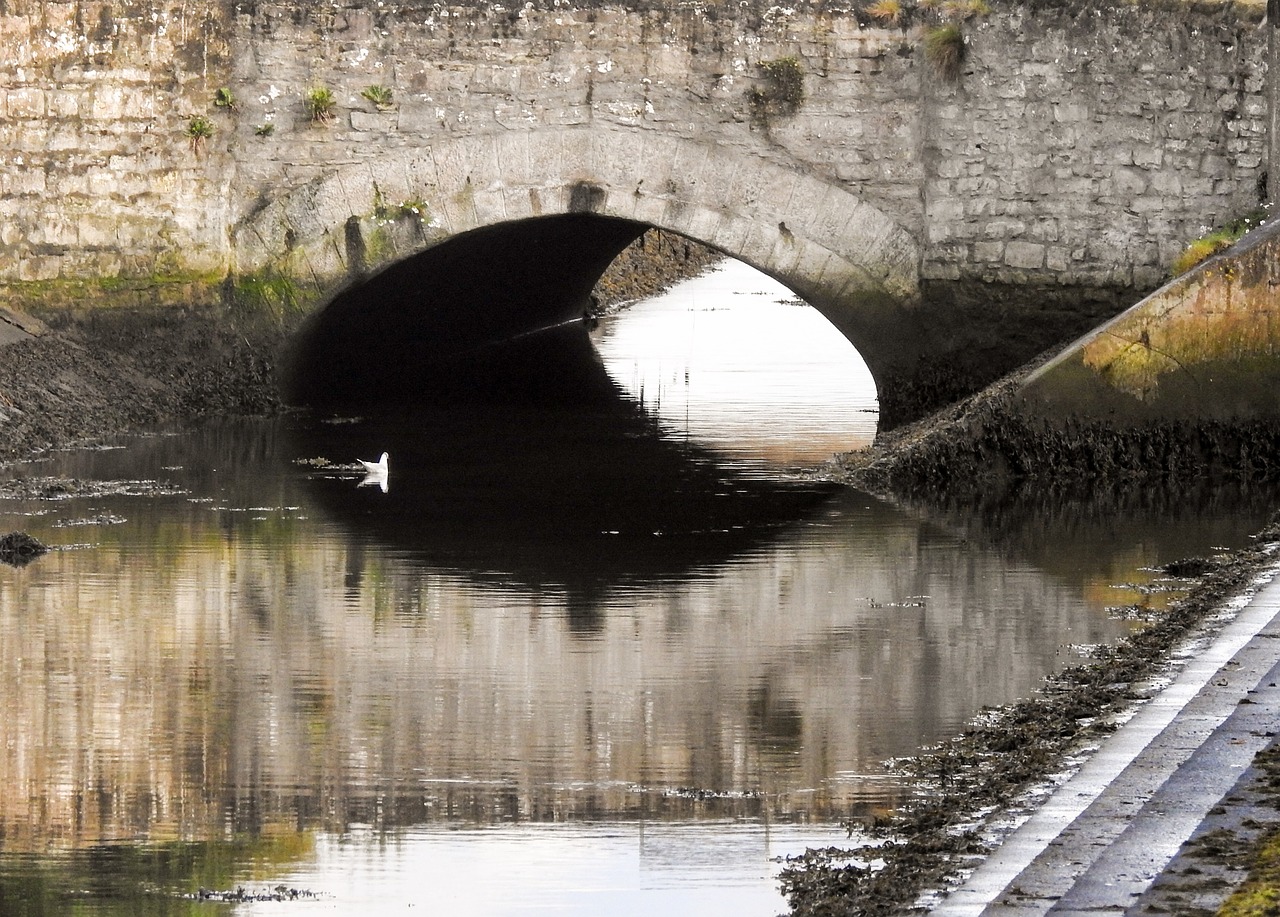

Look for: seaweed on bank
[0,531,47,566]
[779,518,1280,916]
[836,382,1280,498]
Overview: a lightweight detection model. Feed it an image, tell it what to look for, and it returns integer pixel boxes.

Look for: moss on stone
[749,55,805,122]
[230,270,304,316]
[1172,209,1268,275]
[2,273,225,315]
[1217,830,1280,917]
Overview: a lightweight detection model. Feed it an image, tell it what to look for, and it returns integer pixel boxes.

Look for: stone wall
[0,1,235,308]
[218,1,1268,292]
[925,4,1269,292]
[0,0,1270,354]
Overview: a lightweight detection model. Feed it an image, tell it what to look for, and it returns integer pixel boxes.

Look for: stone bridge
[0,0,1272,422]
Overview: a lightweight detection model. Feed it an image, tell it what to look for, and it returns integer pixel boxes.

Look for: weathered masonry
[0,0,1270,420]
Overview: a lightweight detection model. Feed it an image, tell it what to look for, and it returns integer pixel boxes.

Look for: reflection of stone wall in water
[0,494,1123,849]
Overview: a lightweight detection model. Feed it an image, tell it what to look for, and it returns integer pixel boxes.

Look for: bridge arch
[233,127,921,406]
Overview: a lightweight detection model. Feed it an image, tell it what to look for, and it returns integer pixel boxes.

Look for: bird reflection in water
[358,452,389,493]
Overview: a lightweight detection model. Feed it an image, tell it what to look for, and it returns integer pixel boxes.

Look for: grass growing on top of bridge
[867,0,903,22]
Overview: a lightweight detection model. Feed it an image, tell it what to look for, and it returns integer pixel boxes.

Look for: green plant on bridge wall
[858,0,989,82]
[305,86,337,124]
[185,115,215,153]
[749,56,805,126]
[371,185,432,229]
[398,198,430,219]
[361,84,395,111]
[213,87,237,111]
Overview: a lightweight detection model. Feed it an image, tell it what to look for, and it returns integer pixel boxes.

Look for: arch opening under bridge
[234,128,922,410]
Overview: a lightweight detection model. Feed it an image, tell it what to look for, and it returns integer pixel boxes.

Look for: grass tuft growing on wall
[867,0,903,23]
[924,24,965,81]
[305,87,336,123]
[185,115,215,152]
[1172,209,1269,275]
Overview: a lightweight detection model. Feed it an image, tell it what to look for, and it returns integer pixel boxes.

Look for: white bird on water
[358,452,390,493]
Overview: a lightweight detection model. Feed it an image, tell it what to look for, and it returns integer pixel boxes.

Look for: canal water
[0,260,1276,915]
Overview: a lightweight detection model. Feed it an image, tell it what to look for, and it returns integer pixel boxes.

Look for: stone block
[921,260,962,281]
[87,171,118,199]
[1005,240,1045,269]
[1149,172,1183,195]
[350,110,397,131]
[1133,146,1164,169]
[929,197,966,225]
[1053,103,1089,122]
[983,218,1027,239]
[18,255,62,282]
[87,84,126,120]
[1110,167,1147,197]
[4,87,45,118]
[2,166,45,195]
[973,241,1004,263]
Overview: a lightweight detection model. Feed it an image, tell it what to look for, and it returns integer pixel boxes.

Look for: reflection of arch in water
[233,128,919,407]
[285,323,838,614]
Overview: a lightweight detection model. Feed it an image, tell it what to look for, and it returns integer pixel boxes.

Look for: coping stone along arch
[232,126,922,358]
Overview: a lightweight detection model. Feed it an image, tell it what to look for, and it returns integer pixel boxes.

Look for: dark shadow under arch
[285,213,648,408]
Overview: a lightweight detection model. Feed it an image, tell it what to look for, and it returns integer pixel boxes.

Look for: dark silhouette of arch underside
[286,214,647,407]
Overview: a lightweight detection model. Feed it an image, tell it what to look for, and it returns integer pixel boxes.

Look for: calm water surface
[1,261,1276,915]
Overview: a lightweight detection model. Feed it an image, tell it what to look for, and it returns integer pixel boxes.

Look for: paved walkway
[930,563,1280,917]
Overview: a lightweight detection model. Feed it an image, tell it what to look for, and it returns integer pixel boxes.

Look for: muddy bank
[828,361,1280,497]
[0,304,286,465]
[0,229,715,466]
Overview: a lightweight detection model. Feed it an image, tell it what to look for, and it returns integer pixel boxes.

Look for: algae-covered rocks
[0,531,48,566]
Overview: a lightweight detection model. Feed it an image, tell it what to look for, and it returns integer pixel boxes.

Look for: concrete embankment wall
[1019,218,1280,426]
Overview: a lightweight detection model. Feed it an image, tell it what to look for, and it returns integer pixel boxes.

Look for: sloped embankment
[0,229,716,465]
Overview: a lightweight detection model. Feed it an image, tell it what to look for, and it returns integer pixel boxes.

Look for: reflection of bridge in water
[0,417,1172,851]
